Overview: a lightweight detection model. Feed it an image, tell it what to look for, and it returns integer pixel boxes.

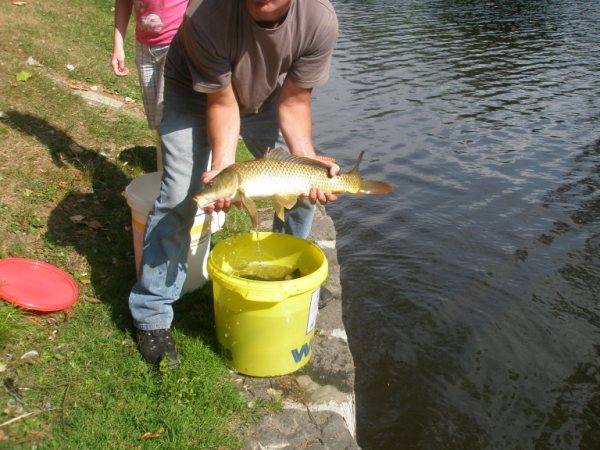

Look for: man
[129,0,339,369]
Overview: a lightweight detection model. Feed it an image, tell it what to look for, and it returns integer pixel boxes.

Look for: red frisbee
[0,258,78,312]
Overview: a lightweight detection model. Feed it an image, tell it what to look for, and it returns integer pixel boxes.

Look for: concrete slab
[73,90,125,109]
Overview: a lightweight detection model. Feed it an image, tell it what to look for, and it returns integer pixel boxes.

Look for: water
[233,262,301,281]
[312,1,600,448]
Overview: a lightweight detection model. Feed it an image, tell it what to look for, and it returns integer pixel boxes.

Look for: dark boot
[135,328,181,370]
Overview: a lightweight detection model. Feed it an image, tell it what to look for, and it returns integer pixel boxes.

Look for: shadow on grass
[118,145,159,174]
[174,283,220,349]
[5,111,220,351]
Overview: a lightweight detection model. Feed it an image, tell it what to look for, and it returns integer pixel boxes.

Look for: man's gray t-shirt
[165,0,338,114]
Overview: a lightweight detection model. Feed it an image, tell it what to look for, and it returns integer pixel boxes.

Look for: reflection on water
[314,0,600,448]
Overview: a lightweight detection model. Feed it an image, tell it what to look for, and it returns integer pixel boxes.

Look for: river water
[312,1,600,449]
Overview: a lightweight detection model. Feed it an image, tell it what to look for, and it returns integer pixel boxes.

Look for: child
[111,0,188,170]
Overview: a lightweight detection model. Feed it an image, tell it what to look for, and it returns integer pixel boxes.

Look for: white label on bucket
[307,289,320,334]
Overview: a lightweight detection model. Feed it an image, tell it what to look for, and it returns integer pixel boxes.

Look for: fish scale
[234,158,357,196]
[194,148,392,228]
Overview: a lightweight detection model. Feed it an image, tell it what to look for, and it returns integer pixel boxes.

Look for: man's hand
[304,155,339,205]
[200,169,234,214]
[202,84,241,214]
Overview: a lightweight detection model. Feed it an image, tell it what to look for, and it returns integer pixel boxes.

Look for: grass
[0,0,263,447]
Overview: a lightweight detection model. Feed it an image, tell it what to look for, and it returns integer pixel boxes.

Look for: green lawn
[0,0,260,447]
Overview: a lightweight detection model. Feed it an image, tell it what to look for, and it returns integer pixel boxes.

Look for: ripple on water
[317,0,600,448]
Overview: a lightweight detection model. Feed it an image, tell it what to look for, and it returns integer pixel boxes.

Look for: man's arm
[278,77,339,204]
[278,77,316,158]
[201,83,240,212]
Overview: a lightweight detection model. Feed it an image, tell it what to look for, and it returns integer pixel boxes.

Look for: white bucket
[124,172,225,293]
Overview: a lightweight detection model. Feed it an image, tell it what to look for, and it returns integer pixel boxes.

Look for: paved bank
[237,206,359,449]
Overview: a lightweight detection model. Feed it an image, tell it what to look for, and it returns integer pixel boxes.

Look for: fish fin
[264,148,331,170]
[345,151,365,176]
[273,194,299,222]
[272,200,286,222]
[358,180,393,194]
[239,190,258,228]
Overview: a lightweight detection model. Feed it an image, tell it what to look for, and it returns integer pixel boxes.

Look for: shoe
[135,328,181,370]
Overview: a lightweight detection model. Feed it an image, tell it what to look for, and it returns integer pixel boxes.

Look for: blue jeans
[129,85,316,331]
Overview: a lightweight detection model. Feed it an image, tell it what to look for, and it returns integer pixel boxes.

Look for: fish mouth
[193,195,211,207]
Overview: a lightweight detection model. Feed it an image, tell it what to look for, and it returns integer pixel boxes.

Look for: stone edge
[236,206,359,450]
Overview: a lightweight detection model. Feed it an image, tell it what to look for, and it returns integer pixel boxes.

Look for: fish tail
[346,151,393,194]
[359,179,393,194]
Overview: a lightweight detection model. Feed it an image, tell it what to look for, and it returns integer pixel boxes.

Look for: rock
[20,350,39,360]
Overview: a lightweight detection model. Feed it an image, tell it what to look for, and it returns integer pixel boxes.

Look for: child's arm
[111,0,134,76]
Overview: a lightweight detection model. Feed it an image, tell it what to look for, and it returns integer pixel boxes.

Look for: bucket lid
[124,171,162,211]
[0,258,78,311]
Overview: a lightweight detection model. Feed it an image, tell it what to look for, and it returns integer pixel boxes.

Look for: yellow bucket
[207,232,328,377]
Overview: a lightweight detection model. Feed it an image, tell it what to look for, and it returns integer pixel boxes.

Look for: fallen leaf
[3,378,21,398]
[140,426,164,440]
[70,215,85,223]
[15,71,32,82]
[26,316,46,325]
[63,307,74,319]
[79,279,91,285]
[65,80,84,91]
[68,143,83,154]
[87,219,102,229]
